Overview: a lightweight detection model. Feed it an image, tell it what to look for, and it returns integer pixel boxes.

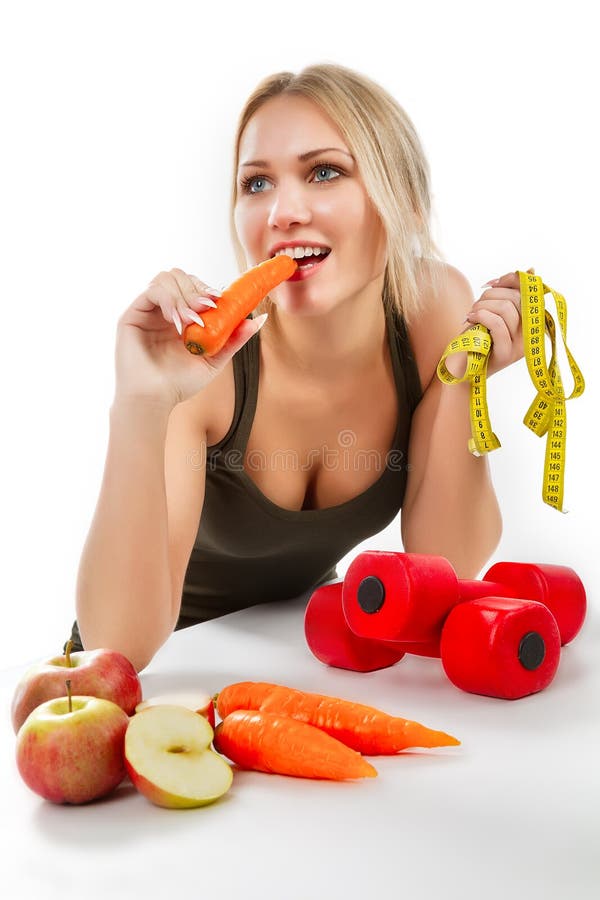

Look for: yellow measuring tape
[436,268,585,512]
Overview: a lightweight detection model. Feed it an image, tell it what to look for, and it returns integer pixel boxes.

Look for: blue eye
[314,165,340,183]
[243,176,271,194]
[240,163,341,194]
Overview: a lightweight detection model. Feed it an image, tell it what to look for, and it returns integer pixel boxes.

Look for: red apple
[16,683,130,804]
[136,691,216,729]
[11,641,142,733]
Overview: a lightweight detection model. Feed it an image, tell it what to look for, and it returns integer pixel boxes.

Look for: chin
[274,298,330,318]
[273,284,340,313]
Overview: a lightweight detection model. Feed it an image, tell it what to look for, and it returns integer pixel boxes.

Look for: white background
[0,0,597,669]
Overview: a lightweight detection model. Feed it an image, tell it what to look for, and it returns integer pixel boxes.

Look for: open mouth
[297,251,330,269]
[271,249,331,268]
[287,251,331,281]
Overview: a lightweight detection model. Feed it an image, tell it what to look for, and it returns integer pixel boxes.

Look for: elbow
[447,497,503,579]
[401,492,503,579]
[76,624,161,674]
[125,650,155,674]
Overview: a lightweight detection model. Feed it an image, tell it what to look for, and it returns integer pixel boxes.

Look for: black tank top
[66,300,423,652]
[175,300,423,628]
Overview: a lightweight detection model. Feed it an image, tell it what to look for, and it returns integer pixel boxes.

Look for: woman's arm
[76,396,208,672]
[401,265,524,578]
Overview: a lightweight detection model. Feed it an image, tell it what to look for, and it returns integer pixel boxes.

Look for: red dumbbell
[304,581,407,672]
[341,552,585,647]
[439,595,562,699]
[304,551,586,700]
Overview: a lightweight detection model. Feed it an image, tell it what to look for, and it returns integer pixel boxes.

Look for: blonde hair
[229,62,447,326]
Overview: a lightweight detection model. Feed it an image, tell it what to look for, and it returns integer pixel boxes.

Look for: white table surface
[3,587,599,900]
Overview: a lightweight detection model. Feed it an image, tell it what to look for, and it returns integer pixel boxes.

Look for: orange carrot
[183,254,297,357]
[213,709,377,781]
[215,682,460,755]
[214,681,279,719]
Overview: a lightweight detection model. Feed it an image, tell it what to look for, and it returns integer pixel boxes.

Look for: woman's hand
[464,270,525,376]
[114,267,264,408]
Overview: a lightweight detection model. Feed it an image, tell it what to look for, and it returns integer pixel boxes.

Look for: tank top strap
[385,300,423,414]
[228,327,259,455]
[204,313,257,458]
[205,312,258,458]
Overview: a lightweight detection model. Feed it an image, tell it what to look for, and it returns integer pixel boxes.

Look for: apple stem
[66,679,73,713]
[65,639,73,667]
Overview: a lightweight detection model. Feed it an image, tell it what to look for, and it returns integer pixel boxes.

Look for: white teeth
[273,245,330,259]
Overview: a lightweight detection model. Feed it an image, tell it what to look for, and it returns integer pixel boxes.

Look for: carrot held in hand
[184,254,297,357]
[215,682,460,755]
[213,709,377,781]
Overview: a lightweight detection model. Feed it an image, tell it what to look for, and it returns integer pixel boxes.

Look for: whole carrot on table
[183,254,297,357]
[214,682,460,755]
[212,709,377,781]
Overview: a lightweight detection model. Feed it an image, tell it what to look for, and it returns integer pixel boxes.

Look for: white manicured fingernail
[172,310,182,335]
[254,313,269,331]
[195,296,218,308]
[185,310,205,327]
[205,287,223,297]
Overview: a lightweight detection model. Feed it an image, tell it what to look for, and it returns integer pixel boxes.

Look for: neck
[262,279,389,383]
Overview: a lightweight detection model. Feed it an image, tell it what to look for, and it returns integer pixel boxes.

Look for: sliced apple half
[125,705,232,809]
[136,691,215,728]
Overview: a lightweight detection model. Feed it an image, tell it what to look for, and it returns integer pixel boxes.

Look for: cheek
[234,203,261,248]
[345,202,387,269]
[361,206,387,269]
[333,188,379,239]
[371,226,388,269]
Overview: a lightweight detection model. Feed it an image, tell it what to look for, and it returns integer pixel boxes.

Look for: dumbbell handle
[457,579,520,604]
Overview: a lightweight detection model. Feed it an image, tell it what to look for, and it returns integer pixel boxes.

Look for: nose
[266,180,312,230]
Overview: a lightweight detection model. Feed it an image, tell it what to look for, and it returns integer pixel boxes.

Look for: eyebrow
[239,147,354,168]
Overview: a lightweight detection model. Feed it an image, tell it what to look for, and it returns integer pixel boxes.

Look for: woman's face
[233,94,387,316]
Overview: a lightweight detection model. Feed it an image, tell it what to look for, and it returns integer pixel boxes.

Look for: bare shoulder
[409,259,476,392]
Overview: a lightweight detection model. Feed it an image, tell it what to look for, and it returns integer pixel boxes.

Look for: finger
[141,280,181,326]
[153,270,220,307]
[169,267,207,307]
[169,269,218,328]
[467,308,514,367]
[145,272,203,331]
[474,292,522,337]
[482,267,534,290]
[178,295,217,327]
[482,273,520,290]
[189,274,223,299]
[172,309,183,335]
[478,286,521,303]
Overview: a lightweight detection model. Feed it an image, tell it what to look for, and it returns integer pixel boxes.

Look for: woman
[68,63,524,671]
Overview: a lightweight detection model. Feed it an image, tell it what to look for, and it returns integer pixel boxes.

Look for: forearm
[76,398,176,670]
[401,381,502,577]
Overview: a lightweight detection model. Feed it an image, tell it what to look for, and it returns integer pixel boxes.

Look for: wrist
[111,394,176,419]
